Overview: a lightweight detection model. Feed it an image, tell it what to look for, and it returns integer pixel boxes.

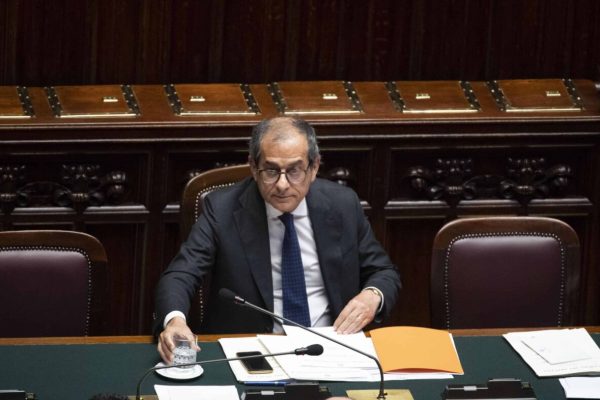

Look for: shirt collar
[265,198,308,220]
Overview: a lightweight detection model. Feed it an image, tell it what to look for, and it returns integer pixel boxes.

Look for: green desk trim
[0,334,598,399]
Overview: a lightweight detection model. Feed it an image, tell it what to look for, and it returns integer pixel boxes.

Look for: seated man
[155,116,401,363]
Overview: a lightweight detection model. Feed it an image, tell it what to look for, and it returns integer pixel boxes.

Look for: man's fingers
[157,339,173,364]
[335,304,362,333]
[339,308,370,334]
[334,293,378,334]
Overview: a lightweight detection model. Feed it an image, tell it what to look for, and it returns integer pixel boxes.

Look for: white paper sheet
[504,328,600,377]
[154,384,239,400]
[559,377,600,399]
[521,330,592,364]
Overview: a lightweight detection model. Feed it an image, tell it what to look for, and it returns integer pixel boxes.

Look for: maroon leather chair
[430,217,580,329]
[178,164,251,330]
[0,230,107,337]
[180,164,252,241]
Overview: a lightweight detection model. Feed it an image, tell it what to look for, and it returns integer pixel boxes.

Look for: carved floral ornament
[407,157,572,209]
[0,164,127,214]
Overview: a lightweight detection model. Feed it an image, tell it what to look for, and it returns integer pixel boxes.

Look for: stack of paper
[259,326,382,381]
[503,328,600,377]
[219,325,463,383]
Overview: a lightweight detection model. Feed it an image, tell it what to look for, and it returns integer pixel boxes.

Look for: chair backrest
[0,230,108,337]
[180,164,252,241]
[430,216,580,329]
[179,164,252,330]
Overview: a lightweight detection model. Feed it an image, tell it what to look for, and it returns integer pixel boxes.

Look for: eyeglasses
[257,166,311,185]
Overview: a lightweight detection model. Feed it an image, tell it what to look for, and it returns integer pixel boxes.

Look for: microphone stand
[135,348,317,400]
[228,291,388,400]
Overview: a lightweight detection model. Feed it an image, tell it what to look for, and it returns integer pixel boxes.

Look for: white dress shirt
[266,199,332,332]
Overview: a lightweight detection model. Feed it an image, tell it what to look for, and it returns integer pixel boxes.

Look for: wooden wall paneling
[1,1,599,85]
[486,0,597,79]
[293,0,343,80]
[382,215,446,327]
[331,0,358,77]
[412,0,491,81]
[560,215,596,324]
[361,1,403,80]
[570,0,600,81]
[0,2,17,81]
[140,141,170,334]
[94,0,144,84]
[0,147,145,212]
[219,0,288,83]
[163,146,250,206]
[86,222,146,335]
[167,1,215,83]
[585,141,600,322]
[391,144,590,204]
[318,146,374,203]
[14,0,96,85]
[137,0,173,83]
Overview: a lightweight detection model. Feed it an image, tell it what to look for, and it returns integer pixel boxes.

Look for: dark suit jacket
[154,177,401,334]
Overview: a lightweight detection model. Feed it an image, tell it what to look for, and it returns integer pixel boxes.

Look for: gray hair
[249,117,320,166]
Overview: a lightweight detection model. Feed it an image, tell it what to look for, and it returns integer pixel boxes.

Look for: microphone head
[219,288,243,304]
[306,344,324,356]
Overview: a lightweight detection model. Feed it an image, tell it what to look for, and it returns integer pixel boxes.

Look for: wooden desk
[0,328,599,399]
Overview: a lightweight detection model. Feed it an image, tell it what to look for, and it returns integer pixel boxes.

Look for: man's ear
[310,156,321,180]
[249,156,259,180]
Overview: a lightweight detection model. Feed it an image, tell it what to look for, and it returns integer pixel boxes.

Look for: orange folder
[369,326,464,374]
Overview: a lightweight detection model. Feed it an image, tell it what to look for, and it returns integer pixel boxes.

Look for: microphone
[219,288,388,400]
[135,344,323,400]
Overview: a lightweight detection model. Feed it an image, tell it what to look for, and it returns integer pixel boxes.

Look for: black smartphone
[236,351,274,374]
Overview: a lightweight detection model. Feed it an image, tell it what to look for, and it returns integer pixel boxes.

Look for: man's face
[251,129,319,213]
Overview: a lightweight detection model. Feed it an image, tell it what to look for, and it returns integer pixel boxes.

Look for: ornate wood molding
[407,157,573,212]
[500,157,572,208]
[0,164,128,214]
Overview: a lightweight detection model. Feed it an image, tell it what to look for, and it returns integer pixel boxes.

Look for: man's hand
[157,316,200,364]
[333,289,381,334]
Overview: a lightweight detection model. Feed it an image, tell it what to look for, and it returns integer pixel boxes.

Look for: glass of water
[173,336,198,372]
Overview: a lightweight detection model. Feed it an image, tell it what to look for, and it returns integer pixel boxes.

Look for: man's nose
[275,172,290,190]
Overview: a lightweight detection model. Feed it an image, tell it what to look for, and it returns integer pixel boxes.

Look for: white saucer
[154,362,204,380]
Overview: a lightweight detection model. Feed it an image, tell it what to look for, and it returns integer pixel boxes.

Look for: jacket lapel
[306,181,345,316]
[234,180,274,311]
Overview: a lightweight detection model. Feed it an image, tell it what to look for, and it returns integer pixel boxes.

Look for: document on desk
[258,326,379,381]
[260,326,453,381]
[154,384,239,400]
[559,377,600,399]
[504,328,600,377]
[219,327,453,382]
